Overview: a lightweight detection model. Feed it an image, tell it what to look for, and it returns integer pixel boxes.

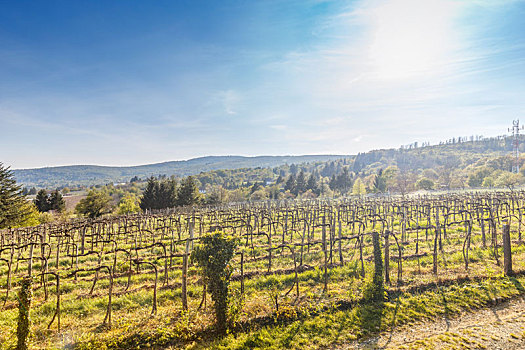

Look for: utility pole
[509,120,523,173]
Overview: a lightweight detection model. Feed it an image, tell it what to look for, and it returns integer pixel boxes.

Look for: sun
[366,0,460,80]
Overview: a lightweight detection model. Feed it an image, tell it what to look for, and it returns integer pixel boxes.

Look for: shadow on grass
[509,276,525,295]
[439,288,451,331]
[382,294,400,348]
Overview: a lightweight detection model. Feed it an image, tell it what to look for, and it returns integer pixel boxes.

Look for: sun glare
[366,0,460,80]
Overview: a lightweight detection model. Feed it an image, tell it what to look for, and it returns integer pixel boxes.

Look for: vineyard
[2,191,525,349]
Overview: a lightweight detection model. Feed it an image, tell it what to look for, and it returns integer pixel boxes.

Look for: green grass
[72,274,525,350]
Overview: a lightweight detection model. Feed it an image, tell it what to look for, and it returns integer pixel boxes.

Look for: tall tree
[140,177,159,211]
[34,189,50,212]
[140,177,177,211]
[294,171,306,195]
[157,178,177,208]
[177,176,200,207]
[336,168,353,193]
[49,190,66,212]
[306,173,318,193]
[373,169,388,193]
[284,174,296,193]
[0,163,32,228]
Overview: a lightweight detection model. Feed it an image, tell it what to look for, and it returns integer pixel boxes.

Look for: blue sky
[1,0,525,169]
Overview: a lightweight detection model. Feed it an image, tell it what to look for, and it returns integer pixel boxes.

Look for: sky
[1,0,525,169]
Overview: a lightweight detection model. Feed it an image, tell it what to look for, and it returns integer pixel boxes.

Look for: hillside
[13,155,348,188]
[13,135,524,190]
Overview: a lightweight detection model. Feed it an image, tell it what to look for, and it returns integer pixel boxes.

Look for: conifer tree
[177,176,200,206]
[284,174,296,192]
[294,171,306,195]
[0,163,30,229]
[306,173,318,193]
[34,189,50,212]
[140,177,160,211]
[49,190,66,212]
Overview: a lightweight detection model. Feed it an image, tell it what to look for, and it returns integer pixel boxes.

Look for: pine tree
[140,177,160,211]
[336,168,353,194]
[157,178,177,208]
[294,171,306,195]
[34,189,50,212]
[176,176,200,207]
[329,174,337,191]
[373,169,388,193]
[49,191,66,212]
[0,163,31,228]
[306,173,318,193]
[284,174,296,192]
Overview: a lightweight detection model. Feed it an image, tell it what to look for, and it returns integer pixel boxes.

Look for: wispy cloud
[1,0,524,168]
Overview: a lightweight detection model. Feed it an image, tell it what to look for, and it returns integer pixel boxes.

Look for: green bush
[191,232,238,334]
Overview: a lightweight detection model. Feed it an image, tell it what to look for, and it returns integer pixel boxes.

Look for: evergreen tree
[306,173,319,193]
[284,174,296,193]
[294,171,306,195]
[157,178,177,208]
[373,169,388,193]
[34,189,50,212]
[336,168,353,193]
[177,176,200,207]
[140,177,159,211]
[329,174,337,191]
[49,191,66,212]
[0,163,30,229]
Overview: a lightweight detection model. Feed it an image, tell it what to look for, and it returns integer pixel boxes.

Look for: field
[2,191,525,349]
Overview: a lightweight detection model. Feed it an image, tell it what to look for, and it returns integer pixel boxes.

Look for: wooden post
[384,230,390,285]
[240,251,244,295]
[502,223,513,276]
[322,214,328,292]
[433,207,440,275]
[182,221,194,311]
[28,244,33,277]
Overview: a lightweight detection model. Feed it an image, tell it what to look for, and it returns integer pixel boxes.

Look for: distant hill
[13,135,522,190]
[13,155,349,188]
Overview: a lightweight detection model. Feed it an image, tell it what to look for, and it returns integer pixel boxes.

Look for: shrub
[191,232,238,334]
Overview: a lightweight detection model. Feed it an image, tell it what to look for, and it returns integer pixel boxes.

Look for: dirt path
[342,297,525,349]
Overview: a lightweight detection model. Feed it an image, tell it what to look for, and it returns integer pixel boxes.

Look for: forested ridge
[16,134,525,197]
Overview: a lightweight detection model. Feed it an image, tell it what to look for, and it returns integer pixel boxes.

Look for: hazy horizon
[2,0,524,169]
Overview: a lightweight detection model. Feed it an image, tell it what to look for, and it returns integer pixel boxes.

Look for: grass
[2,206,525,349]
[69,274,525,350]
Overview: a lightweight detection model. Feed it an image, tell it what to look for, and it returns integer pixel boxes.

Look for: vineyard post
[182,221,194,311]
[480,210,486,248]
[240,251,244,295]
[502,222,513,276]
[518,208,522,241]
[338,216,343,265]
[28,244,33,277]
[433,206,440,275]
[16,276,33,350]
[384,230,390,285]
[322,214,328,292]
[80,226,85,254]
